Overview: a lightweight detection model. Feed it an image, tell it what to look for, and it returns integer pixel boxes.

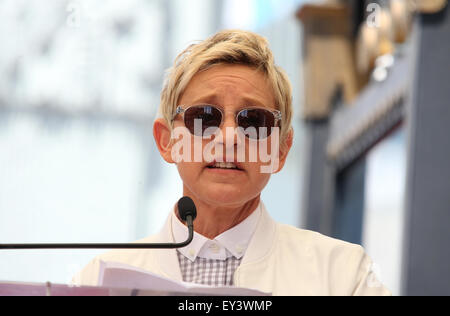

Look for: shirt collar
[171,202,261,262]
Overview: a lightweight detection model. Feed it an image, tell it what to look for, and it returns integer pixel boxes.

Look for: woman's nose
[218,112,242,148]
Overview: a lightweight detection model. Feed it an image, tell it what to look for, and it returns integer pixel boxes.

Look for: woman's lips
[205,161,246,175]
[205,167,245,175]
[206,160,244,170]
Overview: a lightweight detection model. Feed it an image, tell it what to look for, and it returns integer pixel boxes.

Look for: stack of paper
[99,261,270,296]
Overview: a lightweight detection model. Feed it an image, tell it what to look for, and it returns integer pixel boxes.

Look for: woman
[74,30,390,296]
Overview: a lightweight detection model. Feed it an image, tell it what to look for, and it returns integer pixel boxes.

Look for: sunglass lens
[184,106,222,137]
[237,109,276,139]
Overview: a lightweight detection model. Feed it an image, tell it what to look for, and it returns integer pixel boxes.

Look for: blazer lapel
[153,212,183,282]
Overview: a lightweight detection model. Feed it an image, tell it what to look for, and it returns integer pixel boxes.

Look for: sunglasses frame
[173,104,282,139]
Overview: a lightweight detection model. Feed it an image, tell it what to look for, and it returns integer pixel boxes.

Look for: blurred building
[298,0,450,295]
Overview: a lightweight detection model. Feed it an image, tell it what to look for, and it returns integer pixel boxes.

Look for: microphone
[0,197,197,250]
[178,196,197,228]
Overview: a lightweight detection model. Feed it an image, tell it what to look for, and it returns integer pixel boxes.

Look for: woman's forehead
[180,64,275,107]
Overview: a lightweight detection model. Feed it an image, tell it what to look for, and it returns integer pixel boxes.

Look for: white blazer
[73,203,391,296]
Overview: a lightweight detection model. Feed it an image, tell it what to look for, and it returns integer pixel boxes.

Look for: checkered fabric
[177,251,242,286]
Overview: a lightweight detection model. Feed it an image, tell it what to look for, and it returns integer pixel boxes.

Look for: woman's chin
[198,186,254,206]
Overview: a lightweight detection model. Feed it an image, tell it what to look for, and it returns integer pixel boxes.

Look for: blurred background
[0,0,448,296]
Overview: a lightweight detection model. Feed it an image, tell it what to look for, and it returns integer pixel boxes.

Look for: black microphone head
[177,196,197,222]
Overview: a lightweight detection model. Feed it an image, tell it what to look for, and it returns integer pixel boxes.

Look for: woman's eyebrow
[242,97,268,108]
[190,93,218,105]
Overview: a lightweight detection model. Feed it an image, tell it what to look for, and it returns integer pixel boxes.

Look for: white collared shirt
[171,203,261,286]
[171,203,261,262]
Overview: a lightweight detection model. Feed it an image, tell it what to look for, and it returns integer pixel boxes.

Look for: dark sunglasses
[172,104,282,140]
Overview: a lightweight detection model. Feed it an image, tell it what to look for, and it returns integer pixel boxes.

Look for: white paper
[98,261,270,296]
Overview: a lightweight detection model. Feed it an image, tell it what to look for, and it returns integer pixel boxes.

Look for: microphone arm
[0,215,194,250]
[0,197,197,250]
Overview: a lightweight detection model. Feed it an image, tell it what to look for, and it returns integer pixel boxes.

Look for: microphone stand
[0,215,194,250]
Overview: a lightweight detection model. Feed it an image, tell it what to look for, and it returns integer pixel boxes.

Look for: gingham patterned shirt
[172,204,261,287]
[176,252,242,286]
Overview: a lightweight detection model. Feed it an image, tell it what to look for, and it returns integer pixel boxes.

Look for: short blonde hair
[159,29,293,142]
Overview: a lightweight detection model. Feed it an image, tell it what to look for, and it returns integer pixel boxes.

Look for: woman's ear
[153,118,175,164]
[273,128,294,174]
